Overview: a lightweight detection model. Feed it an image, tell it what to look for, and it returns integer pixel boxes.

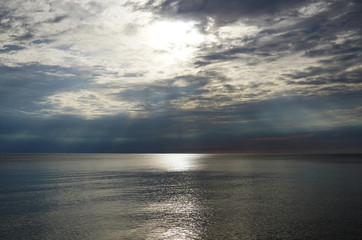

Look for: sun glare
[147,20,203,60]
[158,154,199,171]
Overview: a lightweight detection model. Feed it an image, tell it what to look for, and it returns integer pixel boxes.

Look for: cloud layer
[0,0,361,152]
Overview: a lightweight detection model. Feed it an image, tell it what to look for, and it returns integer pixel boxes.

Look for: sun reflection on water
[157,154,200,172]
[142,154,207,239]
[145,193,205,240]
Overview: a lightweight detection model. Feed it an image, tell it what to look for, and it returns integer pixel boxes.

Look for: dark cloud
[0,64,92,113]
[137,0,315,26]
[117,78,206,112]
[194,60,213,66]
[46,15,68,23]
[196,47,256,64]
[1,92,362,153]
[185,0,362,94]
[31,39,54,45]
[287,68,362,85]
[0,9,14,31]
[15,32,34,41]
[0,44,25,53]
[113,72,239,114]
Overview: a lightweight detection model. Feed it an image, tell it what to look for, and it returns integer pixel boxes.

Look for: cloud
[0,64,92,115]
[0,0,362,152]
[135,0,316,26]
[0,44,25,53]
[1,93,362,153]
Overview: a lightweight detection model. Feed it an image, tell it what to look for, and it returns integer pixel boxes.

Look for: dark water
[1,154,362,240]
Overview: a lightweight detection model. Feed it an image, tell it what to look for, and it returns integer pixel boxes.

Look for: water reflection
[156,154,200,171]
[139,165,209,239]
[1,154,362,239]
[145,193,205,239]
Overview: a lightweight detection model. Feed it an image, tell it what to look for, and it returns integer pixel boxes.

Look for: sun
[147,20,203,60]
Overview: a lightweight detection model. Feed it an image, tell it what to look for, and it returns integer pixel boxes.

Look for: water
[1,154,361,239]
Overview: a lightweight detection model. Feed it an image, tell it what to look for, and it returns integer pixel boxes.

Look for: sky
[0,0,361,153]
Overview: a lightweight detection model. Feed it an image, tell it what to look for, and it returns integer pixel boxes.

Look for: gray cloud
[0,44,25,53]
[122,72,144,78]
[15,32,34,41]
[137,0,315,26]
[194,1,361,60]
[1,92,361,153]
[46,15,68,23]
[0,64,92,114]
[115,74,212,113]
[287,68,362,85]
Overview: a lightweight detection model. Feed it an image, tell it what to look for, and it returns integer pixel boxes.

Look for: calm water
[0,154,362,239]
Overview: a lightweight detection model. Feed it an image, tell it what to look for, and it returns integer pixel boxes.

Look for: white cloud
[42,90,140,119]
[0,0,361,120]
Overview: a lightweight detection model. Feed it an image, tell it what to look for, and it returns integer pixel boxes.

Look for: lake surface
[1,154,362,239]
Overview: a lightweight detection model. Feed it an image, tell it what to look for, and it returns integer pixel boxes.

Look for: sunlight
[147,20,203,60]
[158,154,199,171]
